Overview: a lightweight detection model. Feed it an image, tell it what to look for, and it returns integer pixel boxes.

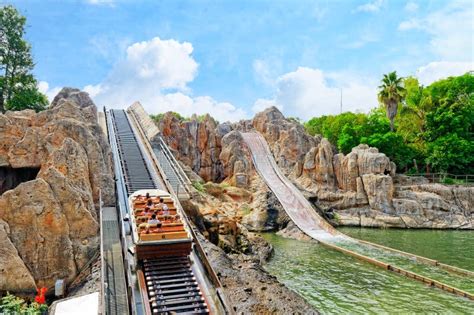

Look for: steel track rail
[242,131,474,301]
[108,109,210,314]
[126,106,192,198]
[126,109,233,315]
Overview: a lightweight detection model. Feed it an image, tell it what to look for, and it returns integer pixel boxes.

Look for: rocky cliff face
[0,88,114,292]
[158,113,226,182]
[158,106,473,230]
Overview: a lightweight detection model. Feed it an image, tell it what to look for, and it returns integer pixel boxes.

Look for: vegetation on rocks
[150,111,185,125]
[305,72,474,174]
[191,180,205,193]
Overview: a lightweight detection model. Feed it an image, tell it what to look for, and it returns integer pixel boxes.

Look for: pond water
[262,229,474,314]
[339,227,474,271]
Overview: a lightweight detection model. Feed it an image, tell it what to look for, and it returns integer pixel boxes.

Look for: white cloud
[416,61,473,85]
[404,1,418,12]
[38,81,62,103]
[253,59,274,86]
[86,37,248,122]
[83,84,103,98]
[355,0,384,13]
[151,93,248,123]
[127,37,198,88]
[398,0,473,61]
[85,0,114,6]
[398,19,420,31]
[252,67,377,120]
[252,98,279,113]
[250,62,473,120]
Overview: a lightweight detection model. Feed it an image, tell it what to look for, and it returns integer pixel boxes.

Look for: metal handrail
[99,189,105,315]
[126,108,191,196]
[157,137,193,192]
[404,173,474,185]
[105,110,133,315]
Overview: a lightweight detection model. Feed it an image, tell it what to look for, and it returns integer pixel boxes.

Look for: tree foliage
[424,74,474,173]
[0,5,47,112]
[304,72,474,174]
[150,111,186,124]
[305,112,367,144]
[377,71,405,131]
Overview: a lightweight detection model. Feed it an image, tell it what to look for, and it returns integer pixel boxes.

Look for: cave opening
[0,167,40,195]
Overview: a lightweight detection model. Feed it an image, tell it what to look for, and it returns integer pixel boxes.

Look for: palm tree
[377,71,405,131]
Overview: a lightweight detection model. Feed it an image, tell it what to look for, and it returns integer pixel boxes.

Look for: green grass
[239,204,252,216]
[191,180,205,192]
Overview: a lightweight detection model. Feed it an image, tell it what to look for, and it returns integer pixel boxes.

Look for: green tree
[337,124,362,153]
[0,5,47,112]
[150,111,186,125]
[377,71,405,131]
[304,112,366,144]
[305,115,328,136]
[424,73,474,173]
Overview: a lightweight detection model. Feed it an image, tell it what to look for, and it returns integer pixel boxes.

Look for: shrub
[0,293,47,314]
[192,180,205,193]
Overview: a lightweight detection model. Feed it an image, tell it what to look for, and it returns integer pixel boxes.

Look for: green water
[262,231,474,314]
[332,239,474,294]
[339,227,474,271]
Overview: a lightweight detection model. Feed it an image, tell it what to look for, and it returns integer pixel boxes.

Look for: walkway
[102,207,129,315]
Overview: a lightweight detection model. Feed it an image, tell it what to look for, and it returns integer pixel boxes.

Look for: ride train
[128,189,211,314]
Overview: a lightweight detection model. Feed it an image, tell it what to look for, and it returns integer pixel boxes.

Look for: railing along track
[126,108,233,314]
[108,109,211,314]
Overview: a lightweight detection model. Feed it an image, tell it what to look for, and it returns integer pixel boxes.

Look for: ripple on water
[262,233,474,314]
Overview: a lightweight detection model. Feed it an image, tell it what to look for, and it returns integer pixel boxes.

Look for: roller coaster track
[126,103,192,200]
[105,109,230,314]
[241,131,474,301]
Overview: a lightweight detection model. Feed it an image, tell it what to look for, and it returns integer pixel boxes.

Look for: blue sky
[8,0,474,121]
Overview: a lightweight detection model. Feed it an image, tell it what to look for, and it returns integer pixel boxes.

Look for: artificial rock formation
[219,130,254,188]
[0,88,114,292]
[159,113,225,182]
[157,106,473,230]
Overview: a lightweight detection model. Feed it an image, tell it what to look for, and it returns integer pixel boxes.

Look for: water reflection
[262,232,474,314]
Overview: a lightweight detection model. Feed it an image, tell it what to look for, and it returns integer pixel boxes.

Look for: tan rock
[361,174,394,212]
[0,89,114,292]
[220,131,253,187]
[38,138,99,268]
[0,179,77,288]
[333,152,359,191]
[252,107,320,176]
[159,112,225,182]
[8,127,48,168]
[0,219,36,292]
[353,144,393,175]
[0,113,30,167]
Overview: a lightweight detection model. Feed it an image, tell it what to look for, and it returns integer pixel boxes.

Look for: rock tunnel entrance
[0,167,40,195]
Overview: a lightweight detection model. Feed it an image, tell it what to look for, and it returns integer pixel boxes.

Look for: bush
[192,180,205,193]
[442,177,455,185]
[0,293,47,314]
